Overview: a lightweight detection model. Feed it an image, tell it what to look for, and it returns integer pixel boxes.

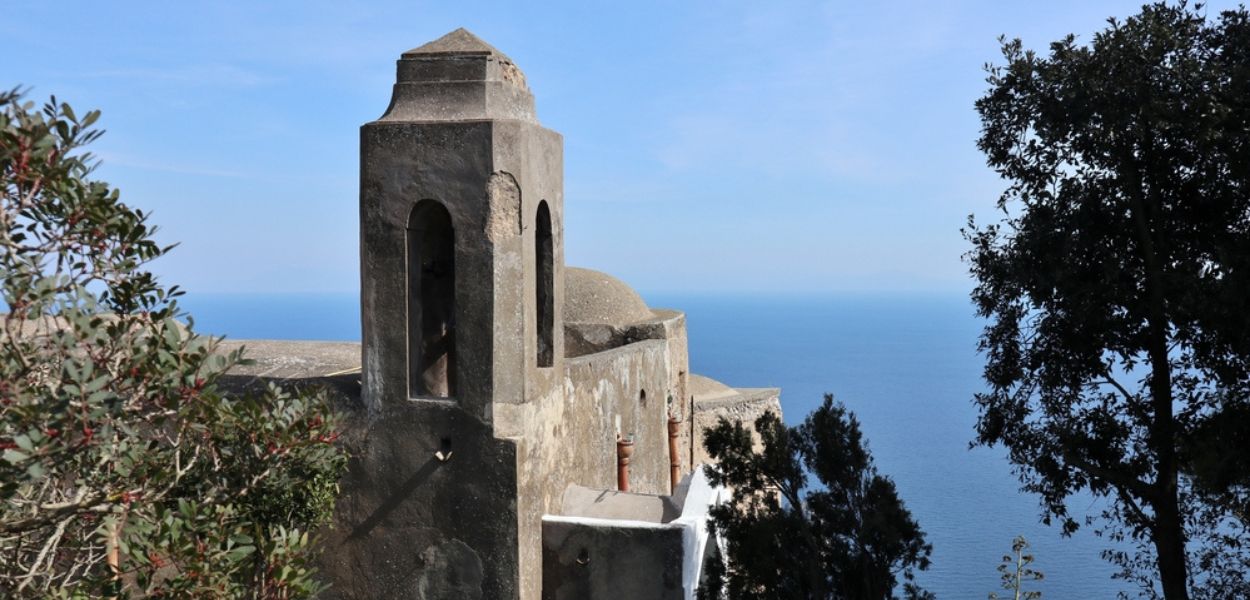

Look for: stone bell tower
[359,27,565,419]
[329,28,564,599]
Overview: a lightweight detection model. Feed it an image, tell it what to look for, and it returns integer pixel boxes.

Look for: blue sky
[5,1,1241,295]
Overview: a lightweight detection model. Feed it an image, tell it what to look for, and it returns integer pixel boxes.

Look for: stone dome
[564,267,654,326]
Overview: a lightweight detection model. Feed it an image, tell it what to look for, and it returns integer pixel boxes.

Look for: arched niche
[535,200,554,367]
[407,200,456,398]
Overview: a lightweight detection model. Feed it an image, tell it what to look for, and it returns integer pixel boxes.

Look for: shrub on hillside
[0,88,345,598]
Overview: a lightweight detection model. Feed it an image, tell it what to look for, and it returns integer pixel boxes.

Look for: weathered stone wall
[495,338,673,600]
[540,469,725,600]
[360,120,500,416]
[634,309,692,477]
[214,342,522,600]
[562,340,673,496]
[561,309,690,479]
[214,318,775,600]
[493,118,566,411]
[318,402,520,600]
[541,521,685,600]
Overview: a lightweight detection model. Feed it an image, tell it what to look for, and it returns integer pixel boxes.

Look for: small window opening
[407,200,456,398]
[535,201,554,367]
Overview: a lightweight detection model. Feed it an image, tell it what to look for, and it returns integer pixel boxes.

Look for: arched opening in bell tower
[535,200,554,367]
[407,200,456,398]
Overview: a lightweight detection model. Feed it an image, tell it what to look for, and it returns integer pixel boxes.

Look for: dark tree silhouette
[966,3,1250,597]
[699,395,932,600]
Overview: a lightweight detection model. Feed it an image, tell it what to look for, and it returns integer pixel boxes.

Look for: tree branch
[1063,450,1155,502]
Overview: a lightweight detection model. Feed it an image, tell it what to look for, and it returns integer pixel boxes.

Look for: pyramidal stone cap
[404,27,509,58]
[379,28,537,123]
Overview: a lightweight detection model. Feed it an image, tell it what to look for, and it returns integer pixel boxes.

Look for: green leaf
[3,449,30,464]
[14,434,33,452]
[227,545,255,561]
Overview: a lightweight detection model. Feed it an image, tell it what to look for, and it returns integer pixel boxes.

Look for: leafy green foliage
[0,88,346,598]
[699,395,933,600]
[989,536,1043,600]
[966,3,1250,598]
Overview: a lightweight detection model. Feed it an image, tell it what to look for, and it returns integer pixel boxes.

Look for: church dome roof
[564,267,654,326]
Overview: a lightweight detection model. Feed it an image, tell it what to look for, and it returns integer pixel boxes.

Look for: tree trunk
[1147,327,1188,600]
[1153,491,1189,600]
[1147,308,1189,600]
[1124,145,1190,600]
[1146,297,1187,600]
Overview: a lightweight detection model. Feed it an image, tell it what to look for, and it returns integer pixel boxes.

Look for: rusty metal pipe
[616,435,634,492]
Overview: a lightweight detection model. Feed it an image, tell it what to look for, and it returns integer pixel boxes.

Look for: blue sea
[183,291,1130,599]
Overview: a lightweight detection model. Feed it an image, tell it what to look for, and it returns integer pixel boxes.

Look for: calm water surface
[183,291,1129,598]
